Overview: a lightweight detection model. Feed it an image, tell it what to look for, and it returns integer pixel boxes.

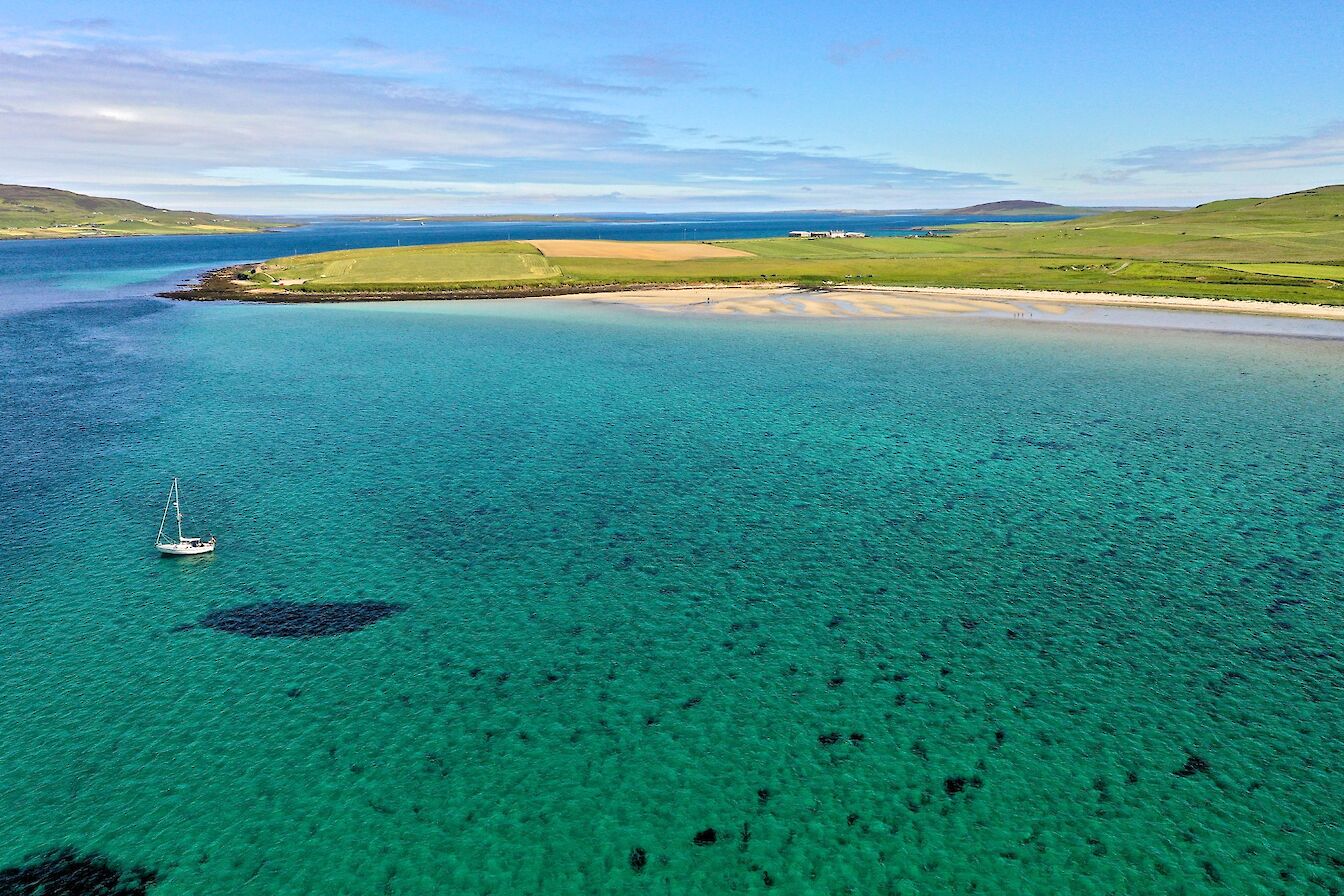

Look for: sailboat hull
[157,539,216,556]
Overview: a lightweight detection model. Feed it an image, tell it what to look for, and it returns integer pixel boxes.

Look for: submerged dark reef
[0,847,157,896]
[175,600,406,638]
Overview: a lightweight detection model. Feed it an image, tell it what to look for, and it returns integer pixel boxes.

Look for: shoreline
[164,265,1344,322]
[0,224,292,242]
[159,266,663,303]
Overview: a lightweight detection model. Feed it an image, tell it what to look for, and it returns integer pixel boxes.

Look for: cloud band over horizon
[2,4,1342,214]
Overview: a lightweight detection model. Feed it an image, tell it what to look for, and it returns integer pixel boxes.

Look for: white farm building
[787,230,868,239]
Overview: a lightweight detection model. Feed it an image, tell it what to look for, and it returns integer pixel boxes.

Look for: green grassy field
[251,185,1344,305]
[0,183,278,239]
[254,242,560,288]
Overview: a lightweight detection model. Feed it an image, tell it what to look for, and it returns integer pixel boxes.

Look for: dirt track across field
[528,239,754,260]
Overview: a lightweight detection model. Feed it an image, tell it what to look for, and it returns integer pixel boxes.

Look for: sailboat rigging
[155,478,216,556]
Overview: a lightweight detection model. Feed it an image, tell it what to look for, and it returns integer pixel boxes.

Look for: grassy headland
[0,184,283,239]
[186,186,1344,306]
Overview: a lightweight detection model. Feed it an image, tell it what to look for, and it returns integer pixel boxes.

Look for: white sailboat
[155,477,216,556]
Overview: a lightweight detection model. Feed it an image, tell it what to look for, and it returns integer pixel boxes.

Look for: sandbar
[568,285,1344,323]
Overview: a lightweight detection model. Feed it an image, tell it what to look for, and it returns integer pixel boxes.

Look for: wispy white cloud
[477,64,663,96]
[1107,121,1344,174]
[329,36,450,74]
[478,48,717,97]
[0,32,1005,212]
[49,17,116,33]
[826,38,911,67]
[0,43,622,161]
[602,51,707,82]
[698,85,759,98]
[715,136,808,150]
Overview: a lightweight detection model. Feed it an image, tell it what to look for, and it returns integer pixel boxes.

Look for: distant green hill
[945,200,1076,215]
[1133,184,1344,225]
[974,184,1344,264]
[0,184,281,239]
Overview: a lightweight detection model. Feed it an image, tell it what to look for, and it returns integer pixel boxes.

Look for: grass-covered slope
[0,184,280,239]
[250,242,560,289]
[961,185,1344,263]
[244,185,1344,305]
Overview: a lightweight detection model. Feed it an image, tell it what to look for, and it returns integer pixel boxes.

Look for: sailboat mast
[173,478,184,543]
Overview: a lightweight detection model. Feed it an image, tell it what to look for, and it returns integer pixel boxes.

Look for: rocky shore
[158,265,659,303]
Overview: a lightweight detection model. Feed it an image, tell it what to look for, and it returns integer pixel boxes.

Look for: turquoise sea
[1,222,1342,895]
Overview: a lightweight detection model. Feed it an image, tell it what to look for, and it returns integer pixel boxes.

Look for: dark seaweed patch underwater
[0,848,157,896]
[176,601,406,638]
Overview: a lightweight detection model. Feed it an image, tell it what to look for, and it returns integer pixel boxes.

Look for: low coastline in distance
[0,185,1155,242]
[165,185,1344,316]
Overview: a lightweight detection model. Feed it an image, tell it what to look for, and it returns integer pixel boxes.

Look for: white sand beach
[568,285,1344,323]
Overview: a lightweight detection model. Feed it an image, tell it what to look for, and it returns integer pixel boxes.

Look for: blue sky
[3,0,1343,213]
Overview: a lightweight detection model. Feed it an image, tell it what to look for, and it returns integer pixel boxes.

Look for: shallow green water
[2,296,1342,894]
